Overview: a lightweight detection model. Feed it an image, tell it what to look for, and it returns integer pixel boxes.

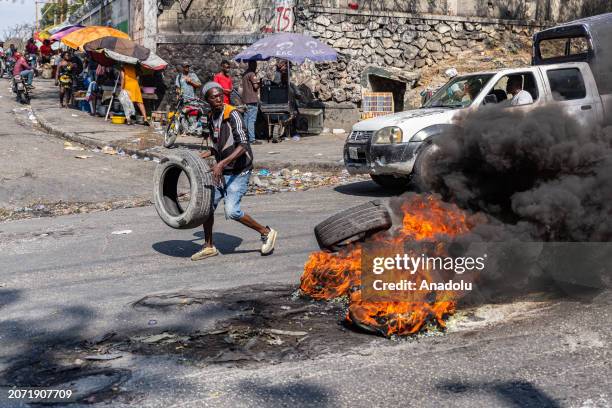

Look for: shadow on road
[0,289,21,310]
[436,380,562,408]
[238,379,333,406]
[152,231,258,257]
[334,180,405,197]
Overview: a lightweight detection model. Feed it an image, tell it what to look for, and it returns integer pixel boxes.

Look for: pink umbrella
[50,26,84,41]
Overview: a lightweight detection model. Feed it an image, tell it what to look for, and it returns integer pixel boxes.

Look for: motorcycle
[163,92,210,148]
[12,74,30,104]
[2,57,15,79]
[26,53,37,74]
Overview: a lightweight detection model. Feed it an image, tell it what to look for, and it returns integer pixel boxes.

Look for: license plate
[348,146,360,160]
[17,84,24,90]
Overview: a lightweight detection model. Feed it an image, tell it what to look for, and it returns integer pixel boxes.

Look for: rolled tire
[314,200,392,251]
[153,149,214,229]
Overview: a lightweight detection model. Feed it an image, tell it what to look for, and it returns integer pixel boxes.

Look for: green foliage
[40,0,86,29]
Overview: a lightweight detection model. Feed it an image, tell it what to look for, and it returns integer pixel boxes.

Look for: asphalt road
[0,82,155,209]
[0,78,610,408]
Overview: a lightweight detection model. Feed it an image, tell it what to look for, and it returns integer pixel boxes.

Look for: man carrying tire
[191,82,278,261]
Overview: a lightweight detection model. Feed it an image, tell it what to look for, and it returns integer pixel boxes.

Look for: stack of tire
[153,149,214,229]
[314,200,392,252]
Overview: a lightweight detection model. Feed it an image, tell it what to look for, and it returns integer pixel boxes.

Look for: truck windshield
[423,74,494,108]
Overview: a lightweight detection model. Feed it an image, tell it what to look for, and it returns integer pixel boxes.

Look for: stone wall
[155,6,548,122]
[156,43,245,109]
[294,8,547,108]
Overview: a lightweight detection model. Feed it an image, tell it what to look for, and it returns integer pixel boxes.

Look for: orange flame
[300,195,472,337]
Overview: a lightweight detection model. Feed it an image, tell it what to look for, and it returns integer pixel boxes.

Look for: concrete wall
[157,0,278,34]
[69,0,130,32]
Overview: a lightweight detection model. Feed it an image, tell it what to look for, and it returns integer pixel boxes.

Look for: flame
[300,195,472,337]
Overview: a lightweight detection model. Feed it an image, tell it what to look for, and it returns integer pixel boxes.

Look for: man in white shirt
[506,75,534,106]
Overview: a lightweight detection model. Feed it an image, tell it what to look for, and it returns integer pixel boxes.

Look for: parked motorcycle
[164,93,210,148]
[12,74,30,104]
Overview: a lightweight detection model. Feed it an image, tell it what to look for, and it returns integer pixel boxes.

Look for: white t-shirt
[511,90,534,106]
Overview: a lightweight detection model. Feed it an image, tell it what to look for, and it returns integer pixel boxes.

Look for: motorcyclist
[12,52,34,89]
[6,44,17,58]
[175,62,201,100]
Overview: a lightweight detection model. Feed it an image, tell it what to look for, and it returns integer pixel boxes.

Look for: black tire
[411,142,441,192]
[164,115,180,148]
[370,174,410,191]
[20,92,30,105]
[153,149,214,229]
[314,200,392,251]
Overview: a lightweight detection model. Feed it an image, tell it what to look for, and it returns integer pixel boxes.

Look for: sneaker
[191,246,219,261]
[251,140,263,145]
[260,227,277,255]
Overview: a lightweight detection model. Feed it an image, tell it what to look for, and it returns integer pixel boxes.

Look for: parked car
[345,13,612,191]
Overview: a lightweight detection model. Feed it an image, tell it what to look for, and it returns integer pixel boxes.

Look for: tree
[39,0,85,29]
[2,23,35,43]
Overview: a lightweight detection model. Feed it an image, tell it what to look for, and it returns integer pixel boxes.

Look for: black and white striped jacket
[208,104,253,175]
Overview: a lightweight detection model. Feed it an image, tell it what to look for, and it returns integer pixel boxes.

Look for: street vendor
[39,40,53,64]
[120,64,148,125]
[190,81,278,261]
[273,59,289,87]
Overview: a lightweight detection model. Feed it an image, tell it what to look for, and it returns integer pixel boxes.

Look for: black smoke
[392,105,612,301]
[431,105,612,242]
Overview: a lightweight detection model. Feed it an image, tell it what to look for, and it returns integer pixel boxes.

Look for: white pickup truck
[344,13,612,190]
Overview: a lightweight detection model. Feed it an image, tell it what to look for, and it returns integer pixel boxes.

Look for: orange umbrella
[61,26,129,50]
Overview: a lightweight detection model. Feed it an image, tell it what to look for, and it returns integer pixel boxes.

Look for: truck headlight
[372,126,403,144]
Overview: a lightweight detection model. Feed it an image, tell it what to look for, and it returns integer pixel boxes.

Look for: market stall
[234,32,337,142]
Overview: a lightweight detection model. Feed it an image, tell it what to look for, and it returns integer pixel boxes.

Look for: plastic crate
[361,91,394,120]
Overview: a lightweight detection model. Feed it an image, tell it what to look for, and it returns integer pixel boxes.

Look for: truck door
[541,66,601,129]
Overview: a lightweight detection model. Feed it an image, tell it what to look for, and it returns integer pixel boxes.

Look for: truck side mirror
[483,94,498,105]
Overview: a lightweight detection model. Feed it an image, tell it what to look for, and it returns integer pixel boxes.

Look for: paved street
[0,83,156,209]
[0,79,610,408]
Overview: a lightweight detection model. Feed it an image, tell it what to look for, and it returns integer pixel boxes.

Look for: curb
[34,111,162,161]
[32,107,345,172]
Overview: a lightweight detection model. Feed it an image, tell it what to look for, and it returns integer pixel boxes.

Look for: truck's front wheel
[411,143,441,192]
[370,174,410,191]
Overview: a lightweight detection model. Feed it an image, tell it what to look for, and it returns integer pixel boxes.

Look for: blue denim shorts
[213,170,251,220]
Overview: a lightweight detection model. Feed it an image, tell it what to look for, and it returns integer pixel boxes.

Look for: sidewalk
[30,79,347,171]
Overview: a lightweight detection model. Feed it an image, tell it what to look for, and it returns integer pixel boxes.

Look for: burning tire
[153,149,214,229]
[314,200,392,251]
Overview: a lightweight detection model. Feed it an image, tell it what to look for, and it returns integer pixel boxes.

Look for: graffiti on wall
[159,0,294,34]
[272,0,295,32]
